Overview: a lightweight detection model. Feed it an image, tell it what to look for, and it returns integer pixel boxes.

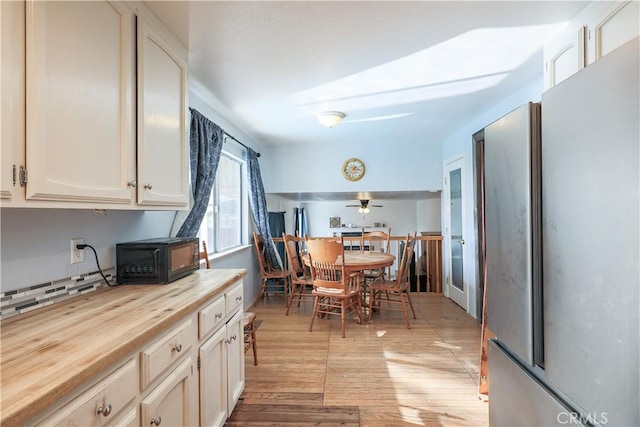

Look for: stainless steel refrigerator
[485,37,639,426]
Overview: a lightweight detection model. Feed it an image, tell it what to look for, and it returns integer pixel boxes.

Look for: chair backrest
[361,229,391,253]
[396,232,417,286]
[200,240,210,269]
[282,233,307,276]
[305,237,348,292]
[252,232,271,273]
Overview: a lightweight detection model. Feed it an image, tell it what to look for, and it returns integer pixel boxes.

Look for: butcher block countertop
[0,268,247,427]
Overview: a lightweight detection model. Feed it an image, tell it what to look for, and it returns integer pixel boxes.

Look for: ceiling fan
[346,199,383,213]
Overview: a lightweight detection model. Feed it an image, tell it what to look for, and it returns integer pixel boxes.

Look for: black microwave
[116,237,200,284]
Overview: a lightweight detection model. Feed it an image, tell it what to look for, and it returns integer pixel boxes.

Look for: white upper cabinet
[543,26,585,91]
[0,0,188,209]
[544,0,639,90]
[136,18,189,207]
[586,0,639,64]
[25,1,136,204]
[0,1,25,201]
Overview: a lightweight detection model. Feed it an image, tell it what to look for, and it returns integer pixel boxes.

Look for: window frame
[198,149,247,255]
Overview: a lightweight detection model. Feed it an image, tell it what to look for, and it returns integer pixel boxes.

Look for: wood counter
[0,268,247,427]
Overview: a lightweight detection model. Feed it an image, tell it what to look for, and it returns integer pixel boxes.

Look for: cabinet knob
[150,416,162,426]
[236,296,242,302]
[127,181,137,188]
[97,403,112,417]
[144,183,153,190]
[215,313,223,319]
[171,343,182,353]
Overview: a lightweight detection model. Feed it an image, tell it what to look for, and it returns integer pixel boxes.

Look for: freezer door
[542,37,639,427]
[485,102,540,365]
[488,340,577,427]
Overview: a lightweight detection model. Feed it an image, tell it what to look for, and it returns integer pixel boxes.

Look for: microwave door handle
[153,248,160,273]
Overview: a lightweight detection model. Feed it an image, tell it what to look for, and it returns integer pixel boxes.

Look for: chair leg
[260,278,268,298]
[285,283,297,315]
[406,290,417,319]
[353,294,363,325]
[399,291,411,329]
[251,328,258,366]
[309,296,320,332]
[340,299,347,338]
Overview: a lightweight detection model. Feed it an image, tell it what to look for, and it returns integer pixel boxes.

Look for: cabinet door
[25,1,136,204]
[136,18,188,207]
[141,356,195,427]
[199,326,228,427]
[0,0,25,201]
[543,25,585,90]
[226,310,245,415]
[586,0,639,64]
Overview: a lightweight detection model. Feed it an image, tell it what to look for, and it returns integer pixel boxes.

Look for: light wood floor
[229,292,489,426]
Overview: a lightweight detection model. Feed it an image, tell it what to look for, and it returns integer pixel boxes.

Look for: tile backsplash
[0,269,114,320]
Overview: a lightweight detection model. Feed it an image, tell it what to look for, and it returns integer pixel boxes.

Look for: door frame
[443,155,468,311]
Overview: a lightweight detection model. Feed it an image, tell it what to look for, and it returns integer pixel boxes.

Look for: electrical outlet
[71,238,85,264]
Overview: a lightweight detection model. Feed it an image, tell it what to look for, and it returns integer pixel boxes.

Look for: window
[198,152,246,253]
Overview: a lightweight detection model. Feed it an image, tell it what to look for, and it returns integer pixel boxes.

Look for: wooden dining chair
[368,232,417,329]
[283,233,314,315]
[252,232,290,300]
[361,229,391,284]
[306,236,364,338]
[200,240,210,269]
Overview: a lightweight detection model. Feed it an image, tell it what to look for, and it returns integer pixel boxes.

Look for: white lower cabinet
[199,325,228,426]
[141,357,196,427]
[33,280,244,427]
[198,283,245,427]
[225,310,246,415]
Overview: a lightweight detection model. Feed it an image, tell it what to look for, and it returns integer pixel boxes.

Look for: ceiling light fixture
[317,111,345,128]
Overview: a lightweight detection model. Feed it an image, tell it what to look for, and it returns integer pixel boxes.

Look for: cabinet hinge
[197,356,201,370]
[12,165,17,187]
[19,166,27,187]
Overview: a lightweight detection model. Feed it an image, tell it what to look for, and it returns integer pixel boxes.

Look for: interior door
[445,157,467,310]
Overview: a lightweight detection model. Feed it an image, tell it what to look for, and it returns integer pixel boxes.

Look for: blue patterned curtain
[247,148,283,269]
[176,108,223,237]
[268,211,286,263]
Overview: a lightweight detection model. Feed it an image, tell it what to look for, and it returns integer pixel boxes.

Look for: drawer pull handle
[215,313,223,319]
[235,296,242,302]
[97,403,112,417]
[171,343,183,353]
[151,416,162,426]
[225,335,237,344]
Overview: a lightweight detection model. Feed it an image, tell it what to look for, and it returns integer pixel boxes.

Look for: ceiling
[146,1,586,150]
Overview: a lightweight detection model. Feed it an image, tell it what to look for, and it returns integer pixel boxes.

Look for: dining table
[302,250,396,320]
[302,250,395,273]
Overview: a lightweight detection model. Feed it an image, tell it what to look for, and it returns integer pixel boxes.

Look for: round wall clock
[342,158,365,181]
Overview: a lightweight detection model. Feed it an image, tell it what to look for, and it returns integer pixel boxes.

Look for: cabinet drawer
[141,318,196,389]
[225,282,243,315]
[38,358,137,426]
[199,295,225,340]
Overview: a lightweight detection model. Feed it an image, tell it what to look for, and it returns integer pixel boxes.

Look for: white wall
[262,138,442,194]
[440,75,543,320]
